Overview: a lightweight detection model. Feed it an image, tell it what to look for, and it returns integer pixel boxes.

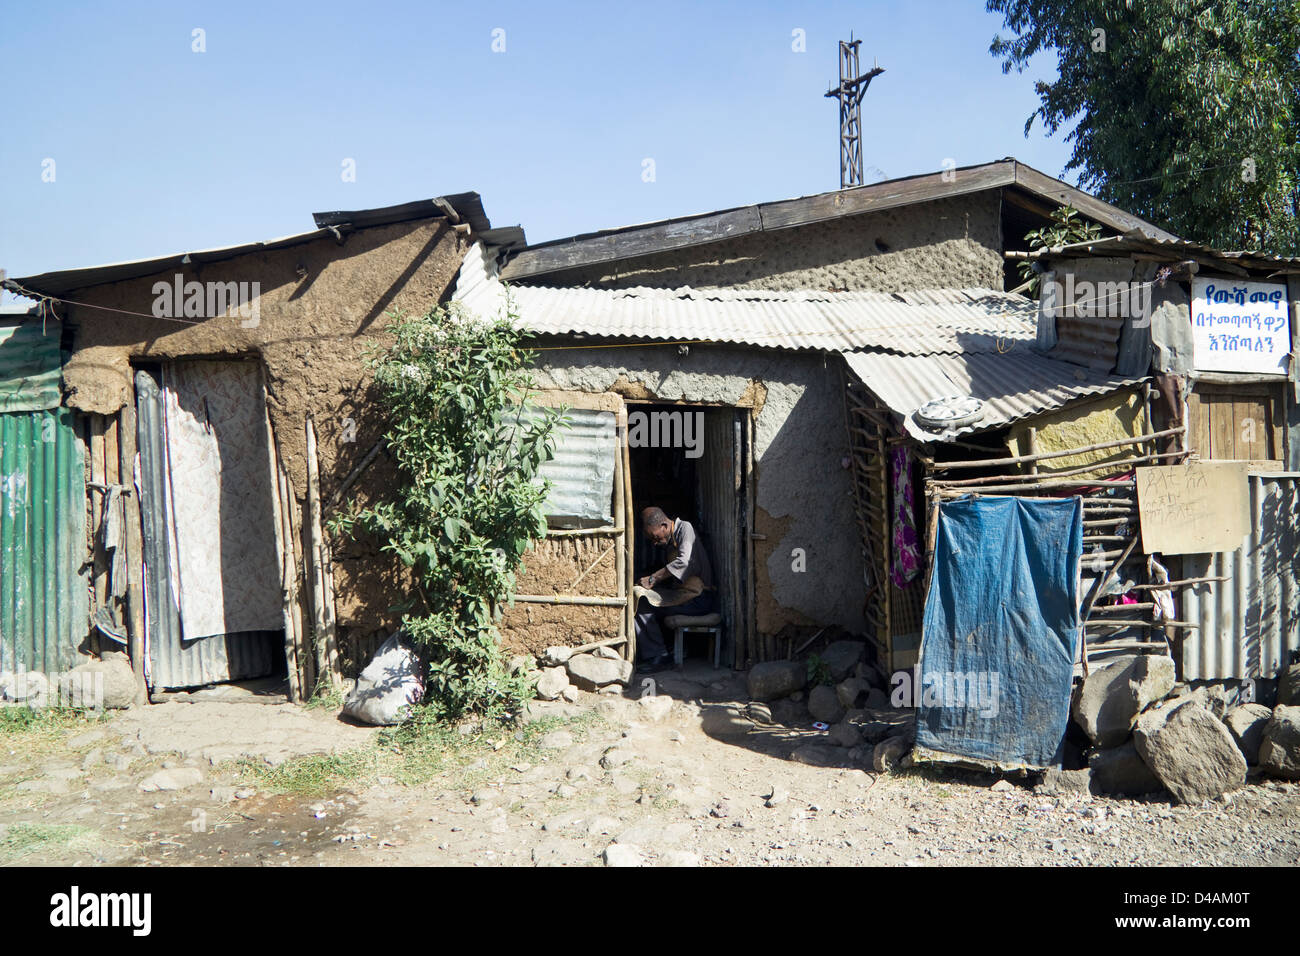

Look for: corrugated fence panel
[524,406,616,527]
[0,408,88,677]
[0,318,62,413]
[1181,474,1300,681]
[135,369,274,690]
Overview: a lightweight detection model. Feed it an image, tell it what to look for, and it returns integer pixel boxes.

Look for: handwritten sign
[1190,277,1290,374]
[1136,463,1251,555]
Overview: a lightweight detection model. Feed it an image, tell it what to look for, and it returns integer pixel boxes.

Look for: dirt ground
[2,663,1298,868]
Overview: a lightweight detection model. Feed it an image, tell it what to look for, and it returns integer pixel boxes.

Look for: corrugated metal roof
[1181,473,1300,681]
[842,350,1145,441]
[0,317,62,412]
[6,193,498,300]
[457,242,1037,355]
[1,408,89,680]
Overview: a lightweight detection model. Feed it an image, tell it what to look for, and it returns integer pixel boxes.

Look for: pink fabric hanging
[890,446,921,587]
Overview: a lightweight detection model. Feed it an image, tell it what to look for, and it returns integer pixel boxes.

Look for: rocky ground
[1,662,1298,867]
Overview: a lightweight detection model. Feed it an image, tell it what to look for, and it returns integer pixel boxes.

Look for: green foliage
[806,654,833,687]
[331,301,562,723]
[1017,204,1103,293]
[989,0,1300,253]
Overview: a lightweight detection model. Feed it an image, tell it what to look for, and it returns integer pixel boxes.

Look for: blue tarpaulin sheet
[914,495,1083,770]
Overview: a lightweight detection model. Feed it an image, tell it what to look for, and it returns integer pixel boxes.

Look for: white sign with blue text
[1191,277,1290,374]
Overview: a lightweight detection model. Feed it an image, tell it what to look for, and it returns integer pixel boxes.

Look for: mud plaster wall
[57,220,467,639]
[531,343,866,637]
[529,193,1004,293]
[500,536,622,656]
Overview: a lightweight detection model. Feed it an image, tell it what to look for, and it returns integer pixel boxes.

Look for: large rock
[540,646,573,667]
[1259,705,1300,780]
[827,721,862,748]
[535,667,570,701]
[845,706,912,744]
[1037,768,1096,796]
[808,684,845,724]
[701,706,755,737]
[820,641,866,682]
[1278,664,1300,706]
[61,654,137,710]
[566,654,632,690]
[872,735,911,773]
[1072,654,1176,747]
[746,660,806,702]
[835,677,871,710]
[1088,741,1162,796]
[1133,700,1246,804]
[1224,703,1272,764]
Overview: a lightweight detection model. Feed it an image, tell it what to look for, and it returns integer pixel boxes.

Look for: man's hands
[638,574,657,589]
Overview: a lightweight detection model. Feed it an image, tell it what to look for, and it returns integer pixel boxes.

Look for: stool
[665,613,723,669]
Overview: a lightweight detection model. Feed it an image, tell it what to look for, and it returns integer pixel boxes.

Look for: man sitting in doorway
[635,506,717,673]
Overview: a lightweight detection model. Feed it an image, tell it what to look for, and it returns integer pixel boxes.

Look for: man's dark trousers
[636,590,718,661]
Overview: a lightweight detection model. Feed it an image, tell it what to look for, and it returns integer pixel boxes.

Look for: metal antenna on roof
[825,35,884,189]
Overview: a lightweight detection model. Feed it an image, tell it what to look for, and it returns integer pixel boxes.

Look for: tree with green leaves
[332,302,562,723]
[989,0,1300,253]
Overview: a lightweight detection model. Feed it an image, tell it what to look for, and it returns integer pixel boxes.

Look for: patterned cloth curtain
[890,446,921,587]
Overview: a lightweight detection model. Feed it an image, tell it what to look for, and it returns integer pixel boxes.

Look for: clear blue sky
[0,0,1074,303]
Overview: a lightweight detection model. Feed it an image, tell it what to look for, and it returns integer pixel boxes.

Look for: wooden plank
[1013,164,1179,240]
[1136,462,1251,554]
[305,417,342,693]
[501,206,764,280]
[620,403,635,664]
[759,164,1016,230]
[116,399,148,705]
[502,163,1028,280]
[1210,390,1235,460]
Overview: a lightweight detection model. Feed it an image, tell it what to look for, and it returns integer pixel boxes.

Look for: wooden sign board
[1136,462,1251,555]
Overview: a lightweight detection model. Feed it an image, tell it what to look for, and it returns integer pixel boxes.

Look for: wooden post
[305,416,342,693]
[613,423,626,636]
[265,407,301,703]
[117,400,149,705]
[621,406,635,663]
[745,411,758,663]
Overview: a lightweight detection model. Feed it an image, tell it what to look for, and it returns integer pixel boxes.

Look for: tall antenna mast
[825,35,884,189]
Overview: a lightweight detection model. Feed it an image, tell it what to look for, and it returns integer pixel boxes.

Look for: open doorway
[133,360,287,695]
[627,402,751,667]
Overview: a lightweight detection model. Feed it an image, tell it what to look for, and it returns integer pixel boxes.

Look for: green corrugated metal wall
[0,408,88,676]
[0,318,62,413]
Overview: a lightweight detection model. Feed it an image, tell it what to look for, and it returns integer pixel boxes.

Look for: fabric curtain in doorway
[161,361,282,640]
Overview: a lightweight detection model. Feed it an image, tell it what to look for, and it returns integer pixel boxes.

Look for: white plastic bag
[342,634,424,726]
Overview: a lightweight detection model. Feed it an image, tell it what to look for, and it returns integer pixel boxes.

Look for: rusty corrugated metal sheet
[0,408,88,678]
[0,317,62,413]
[1181,473,1300,681]
[134,369,275,690]
[841,350,1145,442]
[456,243,1037,354]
